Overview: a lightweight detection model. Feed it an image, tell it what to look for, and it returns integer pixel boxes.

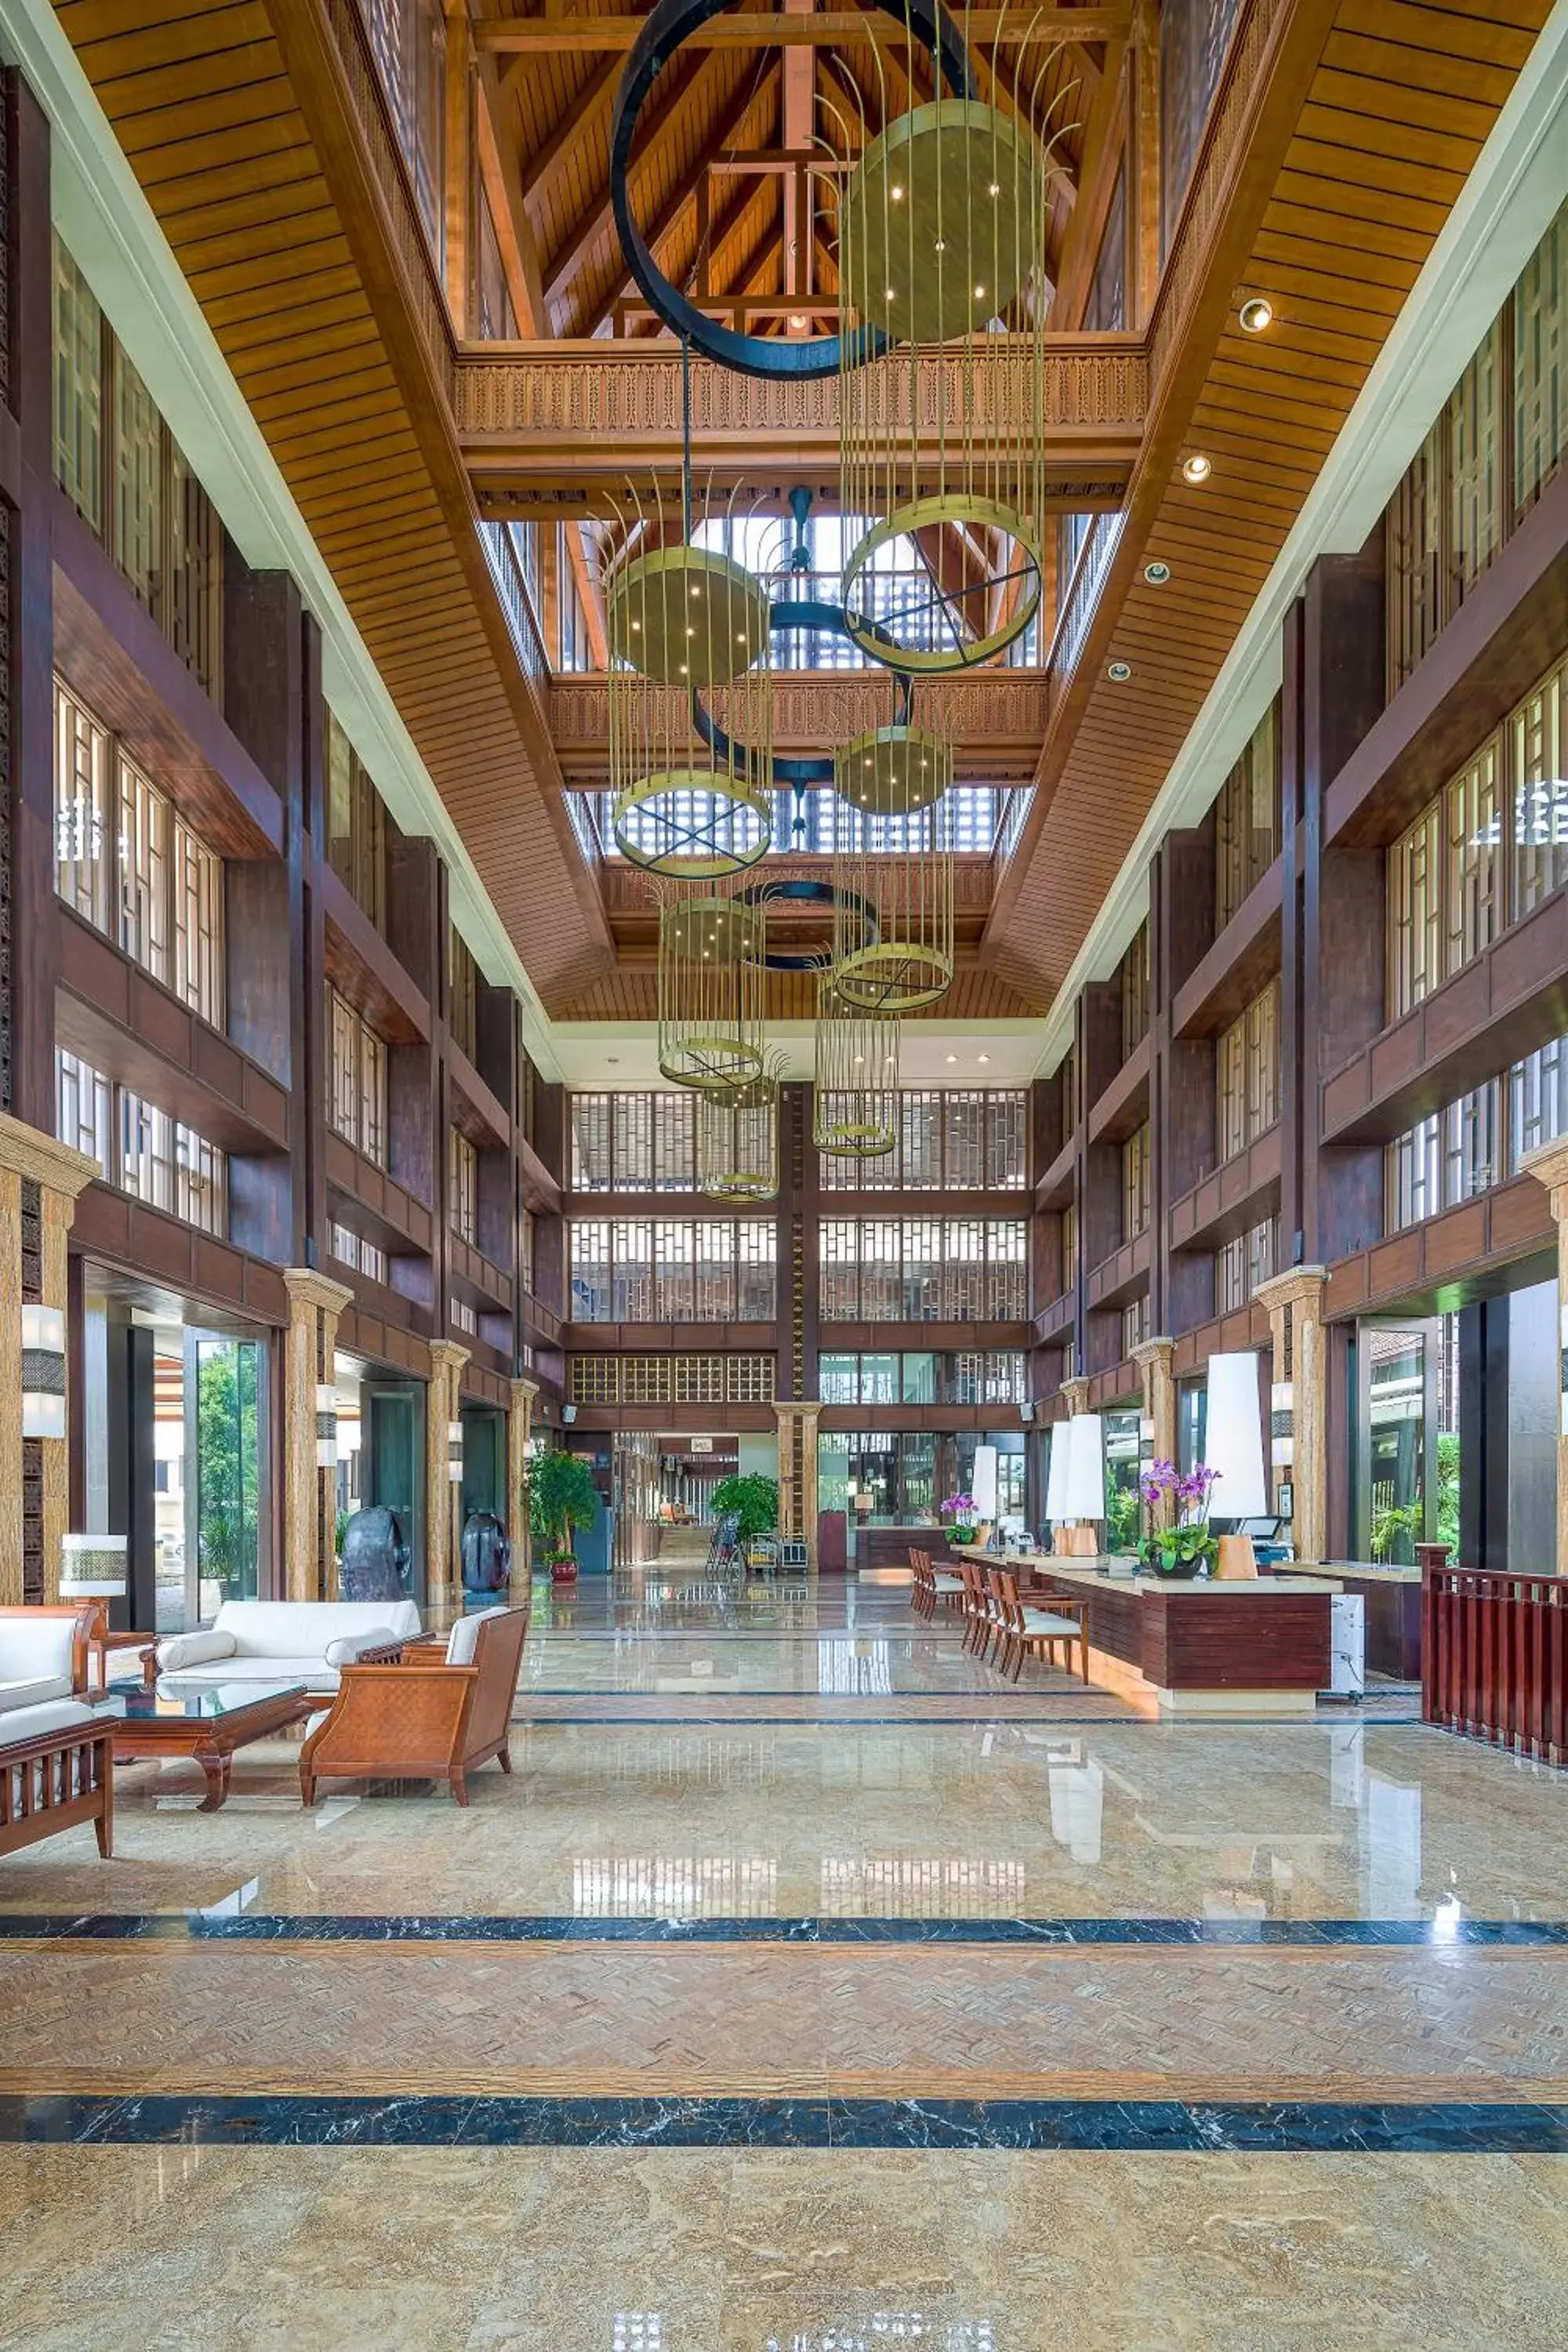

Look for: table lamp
[1203,1352,1268,1579]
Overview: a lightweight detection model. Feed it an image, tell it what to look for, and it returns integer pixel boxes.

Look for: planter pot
[946,1526,976,1547]
[549,1555,579,1587]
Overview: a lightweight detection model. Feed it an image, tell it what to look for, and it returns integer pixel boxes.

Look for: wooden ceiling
[50,0,1557,1033]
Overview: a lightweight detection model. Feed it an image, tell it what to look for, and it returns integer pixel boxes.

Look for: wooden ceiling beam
[543,49,724,310]
[476,12,1131,53]
[519,55,619,220]
[1048,31,1128,328]
[575,56,782,337]
[474,53,608,666]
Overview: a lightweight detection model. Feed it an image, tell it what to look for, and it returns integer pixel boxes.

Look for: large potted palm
[527,1450,599,1586]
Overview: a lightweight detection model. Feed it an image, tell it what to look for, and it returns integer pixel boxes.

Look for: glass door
[189,1336,263,1623]
[363,1381,426,1602]
[1356,1320,1438,1563]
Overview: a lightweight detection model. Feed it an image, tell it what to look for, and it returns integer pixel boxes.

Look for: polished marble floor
[3,1566,1566,2348]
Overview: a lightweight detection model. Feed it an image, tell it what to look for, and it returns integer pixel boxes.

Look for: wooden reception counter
[956,1551,1336,1717]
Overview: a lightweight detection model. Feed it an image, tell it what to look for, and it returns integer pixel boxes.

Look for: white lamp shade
[315,1380,338,1470]
[1062,1414,1105,1519]
[21,1304,67,1440]
[971,1445,999,1519]
[1044,1424,1070,1523]
[1203,1352,1269,1519]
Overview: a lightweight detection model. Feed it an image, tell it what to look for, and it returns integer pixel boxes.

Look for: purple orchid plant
[1136,1459,1221,1577]
[939,1493,978,1523]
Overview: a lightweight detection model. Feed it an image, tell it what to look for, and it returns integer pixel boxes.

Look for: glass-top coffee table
[96,1681,316,1811]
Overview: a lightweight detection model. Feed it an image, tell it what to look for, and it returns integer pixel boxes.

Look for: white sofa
[0,1611,98,1744]
[155,1599,422,1694]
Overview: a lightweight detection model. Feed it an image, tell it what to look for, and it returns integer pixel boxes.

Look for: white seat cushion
[0,1675,74,1713]
[932,1573,964,1592]
[445,1607,506,1667]
[0,1697,100,1747]
[0,1618,81,1686]
[1022,1609,1082,1637]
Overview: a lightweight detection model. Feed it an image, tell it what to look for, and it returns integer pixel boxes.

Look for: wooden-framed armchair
[299,1605,528,1807]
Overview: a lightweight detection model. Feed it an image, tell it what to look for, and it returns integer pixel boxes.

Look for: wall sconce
[21,1305,66,1440]
[316,1382,338,1469]
[448,1420,464,1483]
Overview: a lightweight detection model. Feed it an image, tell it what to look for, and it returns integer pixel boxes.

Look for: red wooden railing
[1423,1563,1568,1766]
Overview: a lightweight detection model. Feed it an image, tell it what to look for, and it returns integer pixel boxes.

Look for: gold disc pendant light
[836,73,1069,672]
[656,887,767,1094]
[604,532,775,877]
[830,724,955,1011]
[696,1054,782,1201]
[814,977,901,1158]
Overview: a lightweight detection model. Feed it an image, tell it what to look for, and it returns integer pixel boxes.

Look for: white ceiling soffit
[1031,0,1568,1080]
[549,1024,1046,1092]
[0,0,564,1081]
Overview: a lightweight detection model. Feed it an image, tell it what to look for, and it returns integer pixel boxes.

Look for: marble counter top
[957,1549,1346,1599]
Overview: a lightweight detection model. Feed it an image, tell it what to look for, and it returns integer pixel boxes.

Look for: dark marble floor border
[2,2092,1564,2152]
[1,1913,1560,1948]
[509,1710,1424,1726]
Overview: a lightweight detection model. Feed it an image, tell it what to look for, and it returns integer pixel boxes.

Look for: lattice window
[984,1350,1027,1405]
[860,1220,902,1321]
[360,1025,388,1169]
[728,1355,776,1403]
[172,816,223,1027]
[615,1094,655,1192]
[1449,320,1503,597]
[1123,1295,1150,1358]
[570,1218,611,1322]
[612,1219,654,1321]
[620,1356,669,1404]
[1214,701,1281,931]
[1445,738,1502,973]
[448,924,478,1062]
[942,1219,984,1321]
[686,1220,725,1322]
[114,349,162,612]
[735,1221,775,1320]
[655,1092,695,1190]
[1386,422,1445,693]
[570,1357,619,1406]
[328,989,358,1145]
[1515,193,1568,512]
[1443,1080,1501,1205]
[1120,921,1151,1056]
[1388,798,1444,1014]
[1510,1035,1568,1167]
[1512,653,1568,916]
[117,757,169,985]
[571,1094,613,1191]
[1216,985,1278,1163]
[985,1220,1027,1319]
[904,1217,943,1319]
[942,1094,985,1190]
[951,1350,982,1406]
[52,236,102,535]
[1123,1121,1151,1240]
[55,1049,111,1180]
[673,1356,724,1404]
[53,679,111,931]
[448,1127,477,1245]
[325,709,387,933]
[984,1091,1028,1189]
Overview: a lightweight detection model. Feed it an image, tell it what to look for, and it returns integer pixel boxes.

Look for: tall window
[818,1219,1028,1321]
[1160,0,1242,256]
[52,239,103,535]
[1388,1083,1501,1232]
[448,924,478,1062]
[326,987,389,1168]
[359,0,446,264]
[449,1127,478,1245]
[568,1218,775,1323]
[1216,981,1279,1162]
[326,711,388,933]
[569,1091,703,1191]
[1515,193,1567,514]
[1214,701,1281,930]
[1216,1219,1276,1314]
[1123,1122,1151,1241]
[1120,924,1150,1058]
[1512,652,1568,918]
[57,1053,225,1236]
[53,684,223,1027]
[820,1091,1027,1191]
[1511,1036,1568,1167]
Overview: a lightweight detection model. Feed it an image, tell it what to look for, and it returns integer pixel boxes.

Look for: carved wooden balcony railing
[456,338,1149,517]
[547,670,1051,780]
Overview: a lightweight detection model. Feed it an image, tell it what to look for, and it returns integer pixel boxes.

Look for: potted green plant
[710,1472,779,1541]
[940,1491,978,1547]
[1136,1461,1219,1578]
[527,1449,598,1585]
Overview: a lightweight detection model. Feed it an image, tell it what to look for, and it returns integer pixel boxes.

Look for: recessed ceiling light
[946,1053,957,1065]
[1181,453,1212,485]
[988,181,1000,197]
[891,185,904,201]
[1144,559,1172,586]
[978,1053,991,1065]
[788,312,808,331]
[1107,659,1132,682]
[1238,295,1273,333]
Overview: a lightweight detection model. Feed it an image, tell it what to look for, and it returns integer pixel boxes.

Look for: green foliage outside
[1370,1430,1460,1563]
[527,1449,600,1559]
[196,1346,259,1602]
[1104,1479,1142,1555]
[710,1472,779,1540]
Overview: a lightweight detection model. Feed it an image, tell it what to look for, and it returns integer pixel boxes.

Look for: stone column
[426,1341,470,1612]
[0,1118,100,1605]
[1059,1374,1091,1418]
[773,1400,822,1566]
[280,1269,353,1603]
[1131,1336,1175,1470]
[1521,1142,1568,1575]
[1253,1266,1330,1566]
[508,1374,539,1597]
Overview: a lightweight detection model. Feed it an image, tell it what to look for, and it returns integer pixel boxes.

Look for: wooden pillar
[1521,1141,1568,1574]
[1132,1334,1175,1468]
[0,1118,99,1605]
[280,1269,352,1602]
[774,1399,821,1566]
[508,1374,539,1596]
[1254,1266,1330,1566]
[426,1339,470,1611]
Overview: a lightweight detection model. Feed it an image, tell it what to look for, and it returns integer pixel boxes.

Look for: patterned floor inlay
[2,2092,1565,2153]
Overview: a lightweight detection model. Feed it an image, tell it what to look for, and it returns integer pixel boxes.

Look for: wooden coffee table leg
[193,1744,231,1811]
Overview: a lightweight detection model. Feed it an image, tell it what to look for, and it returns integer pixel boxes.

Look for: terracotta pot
[549,1555,579,1586]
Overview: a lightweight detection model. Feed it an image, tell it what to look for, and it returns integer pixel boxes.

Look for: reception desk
[957,1551,1336,1717]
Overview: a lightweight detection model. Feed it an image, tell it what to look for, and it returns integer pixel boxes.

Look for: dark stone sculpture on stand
[339,1505,412,1603]
[462,1511,511,1598]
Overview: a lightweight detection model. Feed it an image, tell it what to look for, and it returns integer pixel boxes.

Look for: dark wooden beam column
[9,71,56,1134]
[1154,824,1214,1339]
[1300,543,1386,1266]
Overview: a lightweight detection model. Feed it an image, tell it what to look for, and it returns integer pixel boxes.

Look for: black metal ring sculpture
[739,876,881,972]
[609,0,974,381]
[692,597,913,787]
